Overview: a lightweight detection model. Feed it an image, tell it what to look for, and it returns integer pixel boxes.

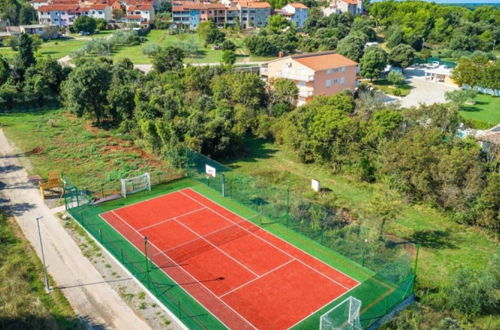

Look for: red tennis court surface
[101,188,359,329]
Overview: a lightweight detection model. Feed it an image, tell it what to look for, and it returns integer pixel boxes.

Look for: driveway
[392,67,459,108]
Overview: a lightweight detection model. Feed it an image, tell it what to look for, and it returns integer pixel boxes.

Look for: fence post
[221,173,225,197]
[120,248,124,263]
[99,229,102,242]
[413,244,420,278]
[144,236,150,287]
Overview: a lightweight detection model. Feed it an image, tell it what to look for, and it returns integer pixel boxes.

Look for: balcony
[276,71,314,82]
[298,86,314,97]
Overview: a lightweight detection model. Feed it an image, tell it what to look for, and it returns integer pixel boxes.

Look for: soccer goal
[120,172,151,197]
[320,296,362,330]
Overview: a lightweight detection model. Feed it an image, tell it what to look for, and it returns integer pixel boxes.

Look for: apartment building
[280,3,308,29]
[261,51,358,106]
[33,0,154,26]
[323,0,363,17]
[172,0,272,29]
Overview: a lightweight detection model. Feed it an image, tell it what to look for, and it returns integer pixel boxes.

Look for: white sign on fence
[311,179,320,192]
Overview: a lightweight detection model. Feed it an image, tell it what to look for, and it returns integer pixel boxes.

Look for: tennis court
[100,188,359,329]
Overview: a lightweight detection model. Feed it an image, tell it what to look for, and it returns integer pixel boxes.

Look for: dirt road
[0,128,152,329]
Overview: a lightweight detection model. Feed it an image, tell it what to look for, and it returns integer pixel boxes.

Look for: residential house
[280,3,308,29]
[6,24,60,39]
[79,4,113,21]
[37,4,80,26]
[324,0,363,16]
[125,2,155,25]
[238,1,271,29]
[172,0,271,29]
[261,51,358,106]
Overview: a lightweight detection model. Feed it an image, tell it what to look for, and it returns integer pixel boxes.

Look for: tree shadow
[0,165,24,173]
[0,314,105,330]
[461,101,487,112]
[409,230,457,249]
[223,136,277,168]
[0,202,37,216]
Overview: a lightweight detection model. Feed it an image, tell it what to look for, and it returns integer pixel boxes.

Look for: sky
[371,0,500,3]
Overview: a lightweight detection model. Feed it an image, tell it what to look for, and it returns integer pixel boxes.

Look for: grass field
[459,94,500,129]
[0,30,275,65]
[2,108,497,328]
[224,137,499,328]
[371,79,412,97]
[0,212,79,329]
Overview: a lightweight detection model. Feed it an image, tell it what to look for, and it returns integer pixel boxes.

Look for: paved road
[396,68,459,108]
[0,129,152,330]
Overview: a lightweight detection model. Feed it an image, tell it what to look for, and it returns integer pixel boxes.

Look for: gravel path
[0,128,152,329]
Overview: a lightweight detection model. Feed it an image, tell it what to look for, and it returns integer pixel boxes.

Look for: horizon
[371,0,500,4]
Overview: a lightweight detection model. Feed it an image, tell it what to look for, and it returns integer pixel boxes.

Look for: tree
[0,56,10,85]
[367,188,402,240]
[17,33,35,72]
[221,40,236,51]
[206,28,226,45]
[30,34,42,51]
[386,25,404,49]
[221,50,236,66]
[73,16,97,34]
[152,46,185,73]
[267,14,290,33]
[444,89,477,106]
[387,70,405,85]
[112,8,125,20]
[245,35,278,56]
[267,78,298,116]
[336,34,365,62]
[388,44,415,69]
[360,47,387,81]
[62,60,112,123]
[198,21,216,41]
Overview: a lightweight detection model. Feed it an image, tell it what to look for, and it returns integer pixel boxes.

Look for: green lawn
[460,94,500,129]
[0,30,276,65]
[224,137,498,327]
[371,79,412,97]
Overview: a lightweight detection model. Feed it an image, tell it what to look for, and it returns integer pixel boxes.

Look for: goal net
[320,296,362,330]
[120,172,151,197]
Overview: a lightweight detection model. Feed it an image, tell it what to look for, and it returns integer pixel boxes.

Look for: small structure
[323,0,363,17]
[424,65,454,84]
[476,124,500,158]
[39,171,63,199]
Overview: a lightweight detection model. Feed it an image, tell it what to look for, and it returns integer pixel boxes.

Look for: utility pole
[36,216,50,293]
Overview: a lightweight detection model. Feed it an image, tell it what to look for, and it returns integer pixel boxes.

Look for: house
[79,4,113,22]
[172,0,272,30]
[476,125,500,158]
[238,1,271,29]
[37,4,80,26]
[261,51,358,106]
[6,24,60,39]
[125,3,155,25]
[280,3,308,29]
[323,0,363,16]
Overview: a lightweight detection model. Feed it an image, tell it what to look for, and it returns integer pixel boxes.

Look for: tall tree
[152,46,185,73]
[388,44,415,70]
[17,33,35,72]
[336,34,365,62]
[62,60,112,123]
[360,46,387,81]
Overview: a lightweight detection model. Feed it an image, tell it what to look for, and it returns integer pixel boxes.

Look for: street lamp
[36,216,50,293]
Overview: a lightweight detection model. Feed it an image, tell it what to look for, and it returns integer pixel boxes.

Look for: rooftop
[291,51,358,71]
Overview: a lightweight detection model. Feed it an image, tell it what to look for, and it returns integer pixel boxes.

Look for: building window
[341,66,346,72]
[326,80,331,88]
[340,77,345,84]
[327,69,332,75]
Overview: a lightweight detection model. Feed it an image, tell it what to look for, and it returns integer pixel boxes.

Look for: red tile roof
[292,52,358,71]
[127,14,142,19]
[289,3,307,9]
[342,0,358,5]
[38,4,79,12]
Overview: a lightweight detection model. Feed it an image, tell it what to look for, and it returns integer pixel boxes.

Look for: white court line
[109,209,257,330]
[136,206,207,232]
[156,220,249,257]
[180,189,352,290]
[219,258,295,299]
[184,188,362,284]
[172,218,260,277]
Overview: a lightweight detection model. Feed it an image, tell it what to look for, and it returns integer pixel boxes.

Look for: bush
[142,43,162,56]
[387,70,405,85]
